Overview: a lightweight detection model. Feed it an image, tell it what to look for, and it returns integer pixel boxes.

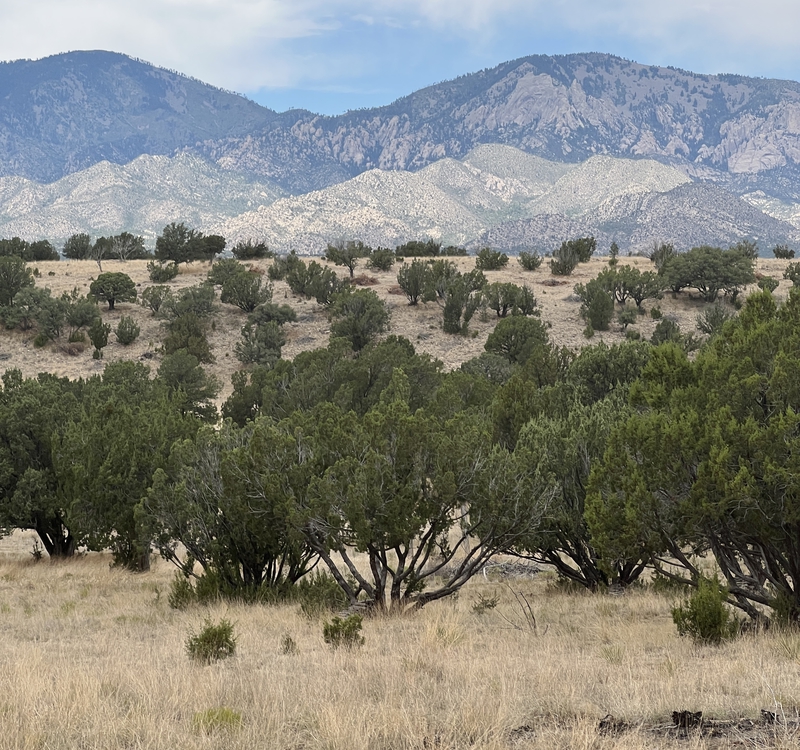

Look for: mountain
[213,146,717,253]
[2,50,800,253]
[189,52,800,200]
[0,51,280,182]
[0,153,283,241]
[473,183,800,253]
[6,51,800,197]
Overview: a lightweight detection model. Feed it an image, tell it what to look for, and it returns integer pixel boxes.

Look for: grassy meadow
[0,532,798,749]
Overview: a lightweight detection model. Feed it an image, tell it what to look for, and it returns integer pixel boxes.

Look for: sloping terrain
[0,153,283,242]
[476,182,800,253]
[5,50,800,200]
[0,51,279,182]
[2,52,800,252]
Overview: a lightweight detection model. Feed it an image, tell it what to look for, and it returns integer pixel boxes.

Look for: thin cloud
[3,0,800,104]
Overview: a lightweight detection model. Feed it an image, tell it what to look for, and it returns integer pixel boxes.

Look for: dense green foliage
[89,272,137,310]
[2,235,797,628]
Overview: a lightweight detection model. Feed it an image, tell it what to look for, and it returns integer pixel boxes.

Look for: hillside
[0,254,792,407]
[0,153,283,242]
[3,52,800,253]
[0,51,279,182]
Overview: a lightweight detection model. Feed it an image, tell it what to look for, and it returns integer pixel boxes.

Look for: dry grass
[0,533,797,749]
[0,255,794,407]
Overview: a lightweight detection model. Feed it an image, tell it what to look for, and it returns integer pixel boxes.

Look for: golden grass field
[1,254,799,749]
[0,531,798,750]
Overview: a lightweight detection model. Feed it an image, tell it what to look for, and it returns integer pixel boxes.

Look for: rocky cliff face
[6,51,800,199]
[190,53,800,197]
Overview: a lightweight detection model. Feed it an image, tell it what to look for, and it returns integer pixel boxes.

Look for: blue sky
[4,1,800,115]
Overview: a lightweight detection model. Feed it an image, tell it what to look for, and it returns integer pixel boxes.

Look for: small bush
[550,244,579,276]
[141,285,172,315]
[650,306,662,319]
[168,574,196,610]
[147,260,179,283]
[697,303,733,336]
[88,318,111,358]
[472,593,500,615]
[115,316,140,345]
[757,275,779,293]
[207,258,246,286]
[773,243,795,259]
[267,252,302,281]
[186,618,237,663]
[651,318,683,346]
[192,707,242,734]
[231,239,273,260]
[617,306,638,330]
[517,251,542,271]
[475,247,509,271]
[221,272,272,312]
[366,248,395,271]
[671,575,738,644]
[323,614,365,650]
[281,634,299,655]
[296,570,348,619]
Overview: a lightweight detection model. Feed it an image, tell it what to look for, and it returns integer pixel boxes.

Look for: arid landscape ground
[0,253,798,749]
[0,532,798,749]
[0,253,793,406]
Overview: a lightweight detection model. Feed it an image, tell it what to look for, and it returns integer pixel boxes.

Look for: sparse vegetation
[517,250,542,271]
[186,618,237,663]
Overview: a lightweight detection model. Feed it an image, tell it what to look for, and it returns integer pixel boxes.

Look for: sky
[3,1,800,115]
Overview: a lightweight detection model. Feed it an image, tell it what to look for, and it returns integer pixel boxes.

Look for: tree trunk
[35,520,76,559]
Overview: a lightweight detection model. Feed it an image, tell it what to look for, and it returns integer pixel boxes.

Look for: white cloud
[3,0,800,95]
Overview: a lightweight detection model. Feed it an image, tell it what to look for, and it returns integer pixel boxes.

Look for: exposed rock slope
[0,154,283,242]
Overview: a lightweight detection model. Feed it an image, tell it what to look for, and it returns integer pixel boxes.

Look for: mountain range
[2,50,800,254]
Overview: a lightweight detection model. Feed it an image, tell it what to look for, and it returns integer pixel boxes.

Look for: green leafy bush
[160,284,216,320]
[323,614,365,650]
[221,272,272,312]
[231,239,273,260]
[296,570,348,619]
[141,285,172,315]
[785,262,800,287]
[773,244,795,259]
[757,275,779,293]
[88,318,111,358]
[671,576,738,644]
[147,260,179,283]
[115,316,140,346]
[366,247,395,271]
[395,239,441,257]
[163,313,214,363]
[517,251,542,271]
[267,252,302,281]
[186,618,237,663]
[207,258,246,286]
[574,279,614,331]
[475,247,509,270]
[396,259,431,305]
[697,303,733,336]
[550,243,579,276]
